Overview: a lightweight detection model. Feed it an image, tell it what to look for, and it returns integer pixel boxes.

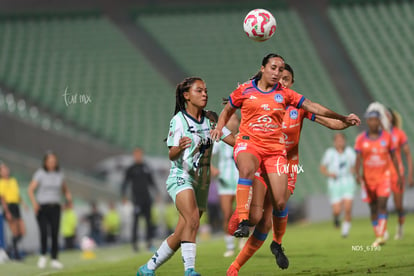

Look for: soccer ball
[80,236,96,251]
[243,9,277,42]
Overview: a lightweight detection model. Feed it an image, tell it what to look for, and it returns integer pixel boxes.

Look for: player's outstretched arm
[301,99,361,126]
[211,102,236,141]
[314,115,349,130]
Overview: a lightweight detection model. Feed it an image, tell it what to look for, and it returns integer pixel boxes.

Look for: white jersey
[212,140,238,194]
[166,110,230,186]
[321,146,356,185]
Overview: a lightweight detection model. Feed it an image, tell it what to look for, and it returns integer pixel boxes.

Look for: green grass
[3,214,414,275]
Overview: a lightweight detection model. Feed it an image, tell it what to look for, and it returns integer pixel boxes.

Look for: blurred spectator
[121,148,157,251]
[103,202,120,243]
[0,162,26,260]
[61,202,78,250]
[83,202,103,245]
[28,151,72,269]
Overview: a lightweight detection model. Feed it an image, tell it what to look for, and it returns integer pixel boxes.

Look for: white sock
[224,235,235,251]
[342,221,351,236]
[181,242,196,271]
[146,240,175,270]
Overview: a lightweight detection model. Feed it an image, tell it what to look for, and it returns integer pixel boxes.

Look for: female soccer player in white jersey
[212,113,241,257]
[137,77,235,276]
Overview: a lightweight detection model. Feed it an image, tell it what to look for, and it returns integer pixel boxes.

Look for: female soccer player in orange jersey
[211,54,360,240]
[355,110,402,247]
[387,109,413,240]
[225,64,356,275]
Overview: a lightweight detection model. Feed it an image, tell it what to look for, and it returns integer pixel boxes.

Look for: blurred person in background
[354,110,401,247]
[28,151,72,269]
[387,109,413,240]
[0,162,27,260]
[206,179,222,234]
[61,201,78,250]
[320,133,356,237]
[83,201,103,245]
[211,113,240,257]
[121,147,157,252]
[103,201,120,243]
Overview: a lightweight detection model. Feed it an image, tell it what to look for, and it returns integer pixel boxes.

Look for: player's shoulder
[234,79,255,94]
[356,131,366,140]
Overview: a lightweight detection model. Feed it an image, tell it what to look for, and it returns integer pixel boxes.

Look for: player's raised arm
[314,115,350,130]
[301,98,361,126]
[211,102,236,141]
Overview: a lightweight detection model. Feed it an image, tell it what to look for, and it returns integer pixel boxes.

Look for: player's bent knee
[249,209,263,225]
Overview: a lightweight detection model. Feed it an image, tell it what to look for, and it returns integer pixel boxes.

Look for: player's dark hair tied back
[174,77,203,115]
[251,53,285,80]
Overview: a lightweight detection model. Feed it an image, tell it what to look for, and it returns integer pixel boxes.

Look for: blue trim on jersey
[371,220,378,227]
[378,214,388,219]
[354,149,361,153]
[273,207,288,218]
[364,130,383,141]
[296,96,305,108]
[238,178,253,186]
[311,113,316,121]
[228,96,240,109]
[252,229,268,241]
[182,110,205,124]
[252,78,279,94]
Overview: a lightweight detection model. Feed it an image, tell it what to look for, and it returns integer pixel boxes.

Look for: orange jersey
[390,127,408,177]
[354,130,396,185]
[282,106,315,165]
[229,79,305,153]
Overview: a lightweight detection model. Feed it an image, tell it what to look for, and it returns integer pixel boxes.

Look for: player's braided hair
[251,53,285,80]
[174,77,203,115]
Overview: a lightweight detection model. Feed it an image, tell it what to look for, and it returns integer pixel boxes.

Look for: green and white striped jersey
[166,110,230,186]
[212,140,238,190]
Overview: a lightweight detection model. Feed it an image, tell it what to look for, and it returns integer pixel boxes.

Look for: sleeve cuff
[229,96,241,109]
[296,96,305,108]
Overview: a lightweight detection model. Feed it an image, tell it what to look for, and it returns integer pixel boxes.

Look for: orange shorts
[234,141,287,175]
[362,179,391,203]
[391,174,405,194]
[254,170,296,194]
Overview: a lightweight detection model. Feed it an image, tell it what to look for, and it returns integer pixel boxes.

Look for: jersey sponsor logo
[177,177,185,186]
[380,140,386,147]
[249,95,257,100]
[274,93,284,103]
[261,104,270,111]
[257,115,272,123]
[235,142,248,156]
[289,109,298,119]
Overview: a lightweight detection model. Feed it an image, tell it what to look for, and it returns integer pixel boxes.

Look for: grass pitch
[2,214,413,276]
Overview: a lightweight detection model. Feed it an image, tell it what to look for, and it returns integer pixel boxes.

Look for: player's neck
[185,105,203,121]
[257,79,274,92]
[335,147,345,153]
[368,129,380,138]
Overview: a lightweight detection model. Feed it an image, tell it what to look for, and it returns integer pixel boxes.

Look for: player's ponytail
[251,53,285,81]
[174,77,203,115]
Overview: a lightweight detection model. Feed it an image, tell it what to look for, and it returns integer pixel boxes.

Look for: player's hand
[408,175,414,187]
[33,203,40,215]
[397,176,404,190]
[210,128,223,142]
[345,113,361,126]
[178,137,192,151]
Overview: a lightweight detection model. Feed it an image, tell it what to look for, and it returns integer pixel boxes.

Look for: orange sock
[272,208,288,243]
[236,179,253,222]
[232,229,267,270]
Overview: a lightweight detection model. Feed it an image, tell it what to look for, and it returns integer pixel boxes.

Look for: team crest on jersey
[289,109,298,119]
[274,94,284,103]
[381,140,386,146]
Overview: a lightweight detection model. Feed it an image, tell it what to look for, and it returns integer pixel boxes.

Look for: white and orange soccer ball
[243,9,277,42]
